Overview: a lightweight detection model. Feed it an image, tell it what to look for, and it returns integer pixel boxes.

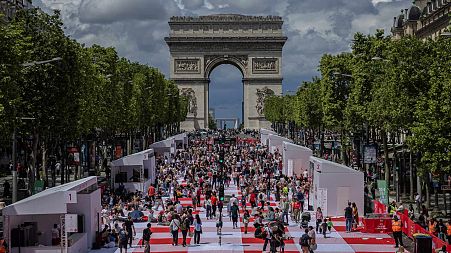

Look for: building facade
[392,0,450,40]
[0,0,32,22]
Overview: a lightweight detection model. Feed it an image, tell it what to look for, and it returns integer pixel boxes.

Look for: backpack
[143,228,151,241]
[119,230,127,241]
[180,219,187,231]
[299,234,309,246]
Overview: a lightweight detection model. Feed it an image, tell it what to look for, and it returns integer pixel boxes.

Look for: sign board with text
[364,144,377,164]
[65,214,78,233]
[317,188,328,217]
[377,180,389,207]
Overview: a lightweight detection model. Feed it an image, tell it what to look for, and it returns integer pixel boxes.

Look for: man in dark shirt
[344,202,353,233]
[124,216,136,248]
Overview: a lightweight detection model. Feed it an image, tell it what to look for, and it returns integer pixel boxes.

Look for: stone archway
[165,14,287,130]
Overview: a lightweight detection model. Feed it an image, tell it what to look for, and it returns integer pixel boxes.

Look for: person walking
[292,200,301,223]
[124,216,136,248]
[211,194,218,218]
[193,214,202,244]
[446,220,451,244]
[231,202,240,229]
[262,224,272,252]
[436,219,447,241]
[243,210,250,234]
[281,197,290,224]
[180,215,190,247]
[118,223,128,253]
[142,223,152,253]
[352,202,359,230]
[205,198,212,220]
[392,216,403,248]
[169,214,180,246]
[344,202,353,233]
[315,207,323,233]
[299,228,311,253]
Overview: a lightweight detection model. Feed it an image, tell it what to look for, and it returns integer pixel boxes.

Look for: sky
[34,0,411,123]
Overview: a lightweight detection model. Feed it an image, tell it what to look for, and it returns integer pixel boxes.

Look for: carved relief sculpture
[204,55,248,74]
[181,88,198,116]
[252,58,278,74]
[175,59,200,73]
[255,87,275,116]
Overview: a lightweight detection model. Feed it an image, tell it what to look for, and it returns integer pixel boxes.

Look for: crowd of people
[95,130,352,253]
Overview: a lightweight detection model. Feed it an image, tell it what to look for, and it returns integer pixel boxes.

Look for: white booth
[268,134,292,154]
[111,148,156,193]
[309,156,364,217]
[3,176,101,253]
[282,142,313,177]
[150,138,175,160]
[172,133,188,150]
[260,128,277,147]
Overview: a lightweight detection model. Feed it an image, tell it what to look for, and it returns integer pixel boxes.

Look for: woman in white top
[169,215,180,246]
[193,214,202,244]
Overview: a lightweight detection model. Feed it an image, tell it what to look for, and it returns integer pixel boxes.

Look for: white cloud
[34,0,412,118]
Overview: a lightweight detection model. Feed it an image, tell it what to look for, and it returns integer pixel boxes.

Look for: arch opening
[208,63,244,129]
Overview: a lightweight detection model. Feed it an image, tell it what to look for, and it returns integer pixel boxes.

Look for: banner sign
[67,147,80,165]
[364,144,377,164]
[317,188,328,217]
[377,180,389,207]
[33,180,45,194]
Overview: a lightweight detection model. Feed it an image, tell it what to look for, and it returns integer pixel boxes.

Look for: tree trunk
[425,177,430,208]
[30,132,39,190]
[402,149,407,199]
[382,130,390,187]
[340,130,346,165]
[410,151,414,201]
[41,140,47,185]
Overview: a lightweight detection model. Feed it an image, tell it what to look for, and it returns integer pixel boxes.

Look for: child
[321,218,328,238]
[327,217,333,233]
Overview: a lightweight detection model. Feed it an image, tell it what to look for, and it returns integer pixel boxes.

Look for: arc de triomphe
[165,14,287,130]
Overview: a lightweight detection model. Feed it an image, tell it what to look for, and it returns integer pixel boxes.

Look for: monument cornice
[169,14,283,23]
[171,78,209,84]
[243,78,283,83]
[165,36,287,43]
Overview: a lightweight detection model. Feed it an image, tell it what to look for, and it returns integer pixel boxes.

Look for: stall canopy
[172,133,188,150]
[282,142,312,177]
[150,138,175,158]
[111,148,156,192]
[3,176,97,216]
[268,134,292,154]
[260,128,277,146]
[309,156,364,217]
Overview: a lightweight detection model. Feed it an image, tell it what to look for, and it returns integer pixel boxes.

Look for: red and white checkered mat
[94,181,405,253]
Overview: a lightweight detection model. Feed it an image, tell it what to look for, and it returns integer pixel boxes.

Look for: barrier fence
[372,200,451,252]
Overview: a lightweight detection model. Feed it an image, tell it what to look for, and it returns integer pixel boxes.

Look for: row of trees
[264,30,451,202]
[0,9,187,187]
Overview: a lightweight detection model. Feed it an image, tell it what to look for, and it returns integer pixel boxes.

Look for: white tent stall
[268,134,292,154]
[111,148,156,193]
[260,128,277,147]
[172,133,188,150]
[150,138,175,160]
[3,176,101,253]
[282,141,313,177]
[309,156,364,217]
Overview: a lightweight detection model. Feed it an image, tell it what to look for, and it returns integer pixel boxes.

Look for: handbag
[310,243,317,250]
[188,230,194,237]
